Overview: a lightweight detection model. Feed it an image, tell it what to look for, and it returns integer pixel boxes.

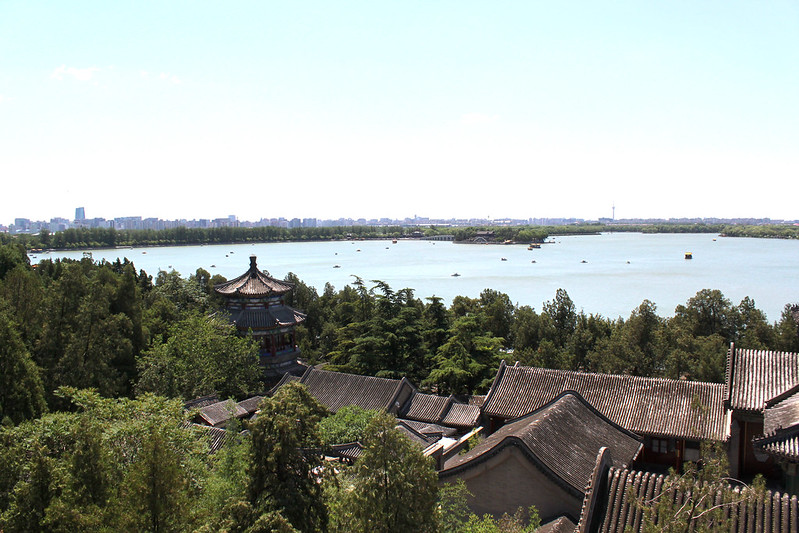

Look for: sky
[1,1,797,224]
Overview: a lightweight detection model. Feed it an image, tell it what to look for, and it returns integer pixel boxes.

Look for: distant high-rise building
[75,207,86,221]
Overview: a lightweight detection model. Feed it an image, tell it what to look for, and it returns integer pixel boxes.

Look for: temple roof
[184,422,235,453]
[191,396,263,427]
[752,385,799,462]
[440,391,642,498]
[724,344,799,413]
[277,367,415,414]
[213,255,294,298]
[482,361,728,441]
[577,461,799,532]
[399,392,481,429]
[227,306,306,329]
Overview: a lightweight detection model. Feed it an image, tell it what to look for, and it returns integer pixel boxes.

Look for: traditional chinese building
[481,361,728,471]
[214,255,306,376]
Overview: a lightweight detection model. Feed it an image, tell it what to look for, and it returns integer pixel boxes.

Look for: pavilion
[214,255,307,377]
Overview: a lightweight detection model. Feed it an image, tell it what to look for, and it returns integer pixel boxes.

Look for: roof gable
[441,391,642,497]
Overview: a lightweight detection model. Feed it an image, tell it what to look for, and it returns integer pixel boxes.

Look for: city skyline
[1,2,797,222]
[5,205,795,235]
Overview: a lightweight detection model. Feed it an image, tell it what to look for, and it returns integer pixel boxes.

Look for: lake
[33,232,799,321]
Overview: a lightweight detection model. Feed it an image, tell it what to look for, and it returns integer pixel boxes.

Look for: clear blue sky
[1,1,797,223]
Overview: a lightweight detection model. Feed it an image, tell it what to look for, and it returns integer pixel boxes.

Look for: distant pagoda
[214,255,306,377]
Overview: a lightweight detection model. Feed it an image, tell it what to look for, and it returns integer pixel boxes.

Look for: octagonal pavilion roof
[213,255,294,298]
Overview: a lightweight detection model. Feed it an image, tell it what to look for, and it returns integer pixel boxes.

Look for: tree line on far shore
[2,222,797,251]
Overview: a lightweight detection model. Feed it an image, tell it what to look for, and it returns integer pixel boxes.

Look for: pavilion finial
[250,255,257,270]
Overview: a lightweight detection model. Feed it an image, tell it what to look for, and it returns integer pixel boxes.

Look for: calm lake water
[34,233,799,321]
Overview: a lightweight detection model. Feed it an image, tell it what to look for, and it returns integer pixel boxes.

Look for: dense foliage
[294,278,798,392]
[328,412,439,533]
[0,240,796,416]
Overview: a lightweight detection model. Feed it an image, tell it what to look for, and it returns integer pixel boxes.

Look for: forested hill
[2,222,797,251]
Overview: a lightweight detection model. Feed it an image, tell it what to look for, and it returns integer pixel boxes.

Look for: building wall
[442,446,581,522]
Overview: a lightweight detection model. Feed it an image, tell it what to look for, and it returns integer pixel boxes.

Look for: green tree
[330,412,438,533]
[542,288,577,349]
[319,405,381,446]
[774,304,799,353]
[423,296,451,358]
[588,301,664,377]
[42,417,108,532]
[672,289,735,341]
[247,383,328,533]
[0,305,46,425]
[479,289,515,344]
[136,313,261,400]
[426,315,503,395]
[112,421,193,533]
[0,265,45,346]
[732,296,774,349]
[0,390,205,533]
[0,242,29,280]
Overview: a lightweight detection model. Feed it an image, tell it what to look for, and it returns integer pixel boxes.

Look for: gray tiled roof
[753,386,799,462]
[195,400,248,427]
[396,420,442,447]
[753,428,799,462]
[400,392,481,430]
[725,345,799,413]
[227,306,306,329]
[396,418,458,438]
[293,367,413,413]
[402,393,450,422]
[440,391,642,498]
[440,402,481,428]
[236,396,264,415]
[214,255,294,297]
[185,422,234,453]
[483,361,728,441]
[579,464,799,532]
